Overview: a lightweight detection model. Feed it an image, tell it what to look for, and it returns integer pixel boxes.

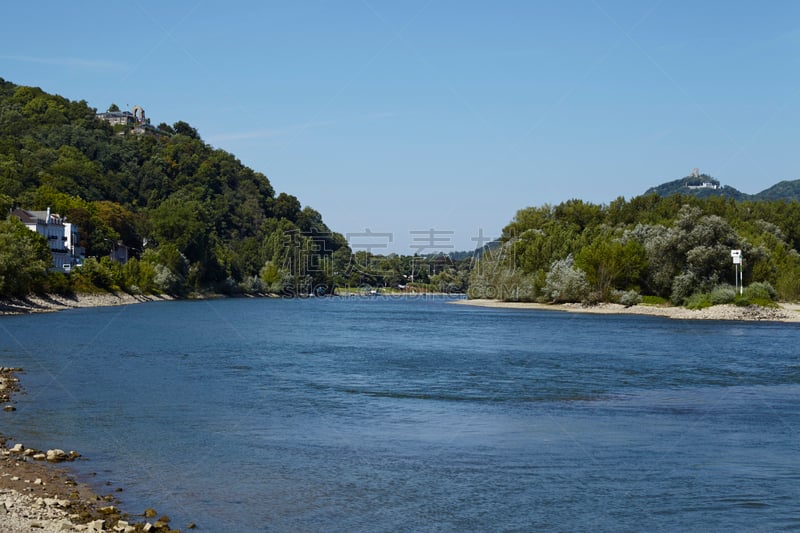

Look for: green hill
[0,77,348,297]
[752,179,800,201]
[644,174,750,200]
[646,174,800,201]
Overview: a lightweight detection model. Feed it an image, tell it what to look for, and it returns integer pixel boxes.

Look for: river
[1,296,798,531]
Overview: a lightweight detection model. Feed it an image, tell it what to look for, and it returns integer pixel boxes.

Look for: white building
[12,208,85,272]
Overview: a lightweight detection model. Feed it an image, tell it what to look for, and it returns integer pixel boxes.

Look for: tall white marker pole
[731,250,742,295]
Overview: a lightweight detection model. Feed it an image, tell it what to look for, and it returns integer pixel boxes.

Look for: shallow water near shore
[1,296,799,531]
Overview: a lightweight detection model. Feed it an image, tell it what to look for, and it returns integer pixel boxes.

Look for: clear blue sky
[2,1,799,253]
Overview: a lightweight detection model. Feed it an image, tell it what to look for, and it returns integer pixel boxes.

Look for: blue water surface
[0,296,798,531]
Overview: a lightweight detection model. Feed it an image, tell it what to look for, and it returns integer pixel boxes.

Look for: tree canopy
[472,194,800,304]
[0,77,348,297]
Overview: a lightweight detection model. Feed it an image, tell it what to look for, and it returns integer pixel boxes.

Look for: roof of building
[96,111,133,118]
[11,209,64,224]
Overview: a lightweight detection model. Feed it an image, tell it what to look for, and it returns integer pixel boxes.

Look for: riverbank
[0,368,184,532]
[455,299,800,322]
[0,293,174,316]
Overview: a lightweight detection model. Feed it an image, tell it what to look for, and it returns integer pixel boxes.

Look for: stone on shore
[46,449,68,462]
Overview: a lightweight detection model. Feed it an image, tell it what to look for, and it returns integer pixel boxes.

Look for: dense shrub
[41,272,72,295]
[710,284,736,305]
[71,258,112,292]
[743,281,776,301]
[685,292,712,309]
[670,272,698,305]
[542,255,589,303]
[239,276,265,294]
[616,290,643,307]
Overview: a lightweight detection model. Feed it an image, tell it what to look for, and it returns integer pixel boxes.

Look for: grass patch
[641,295,669,306]
[685,292,712,310]
[734,295,779,308]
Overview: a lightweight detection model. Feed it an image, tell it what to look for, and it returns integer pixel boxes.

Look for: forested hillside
[0,77,347,297]
[645,173,800,201]
[471,194,800,304]
[5,77,800,305]
[644,174,749,200]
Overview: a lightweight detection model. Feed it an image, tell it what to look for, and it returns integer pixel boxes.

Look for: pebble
[0,488,83,532]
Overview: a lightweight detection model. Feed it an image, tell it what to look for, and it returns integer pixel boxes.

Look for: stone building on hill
[96,105,157,134]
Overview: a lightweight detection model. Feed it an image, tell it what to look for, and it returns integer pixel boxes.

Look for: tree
[0,218,51,297]
[272,193,301,222]
[172,120,199,139]
[542,255,589,303]
[576,234,646,300]
[107,103,120,112]
[148,196,209,262]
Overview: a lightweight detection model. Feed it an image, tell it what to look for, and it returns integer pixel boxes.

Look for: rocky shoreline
[0,293,174,316]
[455,299,800,322]
[0,368,189,532]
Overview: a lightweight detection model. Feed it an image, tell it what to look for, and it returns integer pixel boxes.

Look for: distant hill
[645,174,800,202]
[753,180,800,201]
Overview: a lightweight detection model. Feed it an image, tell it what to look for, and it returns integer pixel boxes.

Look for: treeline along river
[1,297,799,531]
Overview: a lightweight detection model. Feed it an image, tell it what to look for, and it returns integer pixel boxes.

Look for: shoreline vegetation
[455,298,800,322]
[0,368,188,532]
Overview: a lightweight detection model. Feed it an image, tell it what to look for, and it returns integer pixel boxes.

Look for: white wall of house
[14,209,84,272]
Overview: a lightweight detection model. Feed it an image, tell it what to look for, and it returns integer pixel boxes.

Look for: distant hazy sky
[2,1,799,252]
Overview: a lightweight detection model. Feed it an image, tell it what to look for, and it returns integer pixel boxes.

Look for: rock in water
[46,449,68,462]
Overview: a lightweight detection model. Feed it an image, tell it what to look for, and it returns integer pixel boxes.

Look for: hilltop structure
[96,105,158,134]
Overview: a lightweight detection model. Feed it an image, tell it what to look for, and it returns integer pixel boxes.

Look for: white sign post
[731,250,742,295]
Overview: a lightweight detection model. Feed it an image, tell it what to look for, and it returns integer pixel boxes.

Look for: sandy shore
[455,299,800,322]
[0,293,174,316]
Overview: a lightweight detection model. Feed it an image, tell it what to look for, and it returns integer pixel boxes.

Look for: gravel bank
[0,293,173,316]
[455,299,800,322]
[0,368,189,532]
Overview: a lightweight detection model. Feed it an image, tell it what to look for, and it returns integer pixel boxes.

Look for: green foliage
[646,173,800,203]
[0,218,51,297]
[122,258,157,294]
[616,290,642,307]
[239,275,265,294]
[710,285,736,305]
[70,257,127,292]
[475,189,800,304]
[641,295,668,305]
[732,293,778,307]
[645,174,750,201]
[41,271,72,295]
[0,77,346,297]
[685,292,713,309]
[575,233,646,300]
[743,281,776,301]
[259,261,287,294]
[542,255,589,303]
